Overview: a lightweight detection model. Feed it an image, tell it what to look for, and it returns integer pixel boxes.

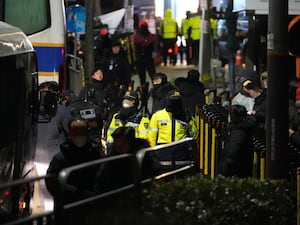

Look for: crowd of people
[36,11,300,204]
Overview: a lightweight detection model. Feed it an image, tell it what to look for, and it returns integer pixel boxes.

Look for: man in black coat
[79,67,109,121]
[149,72,176,115]
[219,105,256,178]
[45,118,103,203]
[103,39,131,88]
[174,69,205,115]
[95,126,150,193]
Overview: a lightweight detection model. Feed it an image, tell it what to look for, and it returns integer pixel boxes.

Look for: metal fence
[1,138,197,225]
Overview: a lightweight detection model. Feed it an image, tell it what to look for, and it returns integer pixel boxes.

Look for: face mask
[122,99,135,108]
[122,102,131,108]
[71,136,88,148]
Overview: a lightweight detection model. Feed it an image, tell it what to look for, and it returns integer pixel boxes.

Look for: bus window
[4,0,50,35]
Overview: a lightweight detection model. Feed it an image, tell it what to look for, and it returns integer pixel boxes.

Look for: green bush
[141,175,296,225]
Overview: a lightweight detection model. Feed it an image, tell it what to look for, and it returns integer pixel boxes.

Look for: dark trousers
[135,56,156,86]
[161,38,177,65]
[191,39,200,65]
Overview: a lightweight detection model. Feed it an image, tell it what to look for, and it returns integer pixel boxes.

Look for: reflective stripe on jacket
[188,15,201,40]
[147,108,198,147]
[106,113,149,143]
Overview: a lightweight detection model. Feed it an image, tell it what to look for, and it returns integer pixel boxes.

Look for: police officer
[180,11,191,65]
[159,8,178,66]
[106,90,149,155]
[187,12,201,65]
[149,72,176,115]
[147,89,198,147]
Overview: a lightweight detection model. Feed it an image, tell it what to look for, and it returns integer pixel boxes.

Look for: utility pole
[266,0,289,179]
[84,0,95,81]
[199,0,212,82]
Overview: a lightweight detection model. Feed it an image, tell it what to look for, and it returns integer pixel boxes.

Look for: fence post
[297,167,300,225]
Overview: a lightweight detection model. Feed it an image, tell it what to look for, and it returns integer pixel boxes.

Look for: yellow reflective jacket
[147,108,198,147]
[210,18,218,39]
[181,18,189,39]
[106,113,149,144]
[188,15,201,40]
[160,8,178,39]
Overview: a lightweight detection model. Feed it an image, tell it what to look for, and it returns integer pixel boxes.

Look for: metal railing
[1,138,197,225]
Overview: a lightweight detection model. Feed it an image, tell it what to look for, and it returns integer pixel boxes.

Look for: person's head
[111,39,121,54]
[38,81,59,93]
[111,126,136,154]
[242,69,260,87]
[138,20,149,34]
[166,89,183,112]
[242,79,263,98]
[91,67,104,81]
[186,11,191,18]
[164,8,172,18]
[228,105,247,124]
[122,90,139,109]
[59,89,75,106]
[152,73,167,86]
[187,69,200,83]
[68,118,89,148]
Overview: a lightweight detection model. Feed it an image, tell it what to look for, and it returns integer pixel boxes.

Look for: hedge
[141,174,296,225]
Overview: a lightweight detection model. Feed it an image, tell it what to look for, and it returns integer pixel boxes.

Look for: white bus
[1,0,66,85]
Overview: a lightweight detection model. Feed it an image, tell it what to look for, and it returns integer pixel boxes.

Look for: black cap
[187,69,200,82]
[111,39,121,47]
[123,90,138,101]
[59,89,74,98]
[167,89,181,100]
[153,72,168,85]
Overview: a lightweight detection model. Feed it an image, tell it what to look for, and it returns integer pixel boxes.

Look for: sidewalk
[131,62,229,92]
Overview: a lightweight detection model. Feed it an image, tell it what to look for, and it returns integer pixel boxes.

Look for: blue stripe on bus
[33,46,64,73]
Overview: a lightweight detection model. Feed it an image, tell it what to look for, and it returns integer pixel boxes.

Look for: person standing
[45,118,103,203]
[180,11,192,65]
[219,105,256,178]
[103,39,131,88]
[106,90,149,155]
[149,72,176,115]
[79,67,110,121]
[147,90,198,147]
[174,69,205,115]
[134,20,156,88]
[159,8,178,66]
[187,12,201,65]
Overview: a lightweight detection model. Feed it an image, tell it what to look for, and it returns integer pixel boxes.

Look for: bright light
[155,0,164,18]
[155,0,200,26]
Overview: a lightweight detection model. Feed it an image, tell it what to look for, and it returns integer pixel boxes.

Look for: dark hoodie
[150,82,176,115]
[175,76,204,114]
[45,139,103,201]
[219,115,256,178]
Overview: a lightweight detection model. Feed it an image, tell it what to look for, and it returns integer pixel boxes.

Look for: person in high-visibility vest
[159,8,178,66]
[106,90,150,155]
[147,89,198,147]
[187,13,201,65]
[180,11,192,65]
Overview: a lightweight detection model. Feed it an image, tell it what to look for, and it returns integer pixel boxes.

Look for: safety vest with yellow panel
[188,15,201,41]
[147,108,198,147]
[210,18,218,39]
[160,8,178,39]
[181,17,189,39]
[106,113,149,144]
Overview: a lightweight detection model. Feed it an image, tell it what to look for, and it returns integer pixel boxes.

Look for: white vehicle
[1,0,66,84]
